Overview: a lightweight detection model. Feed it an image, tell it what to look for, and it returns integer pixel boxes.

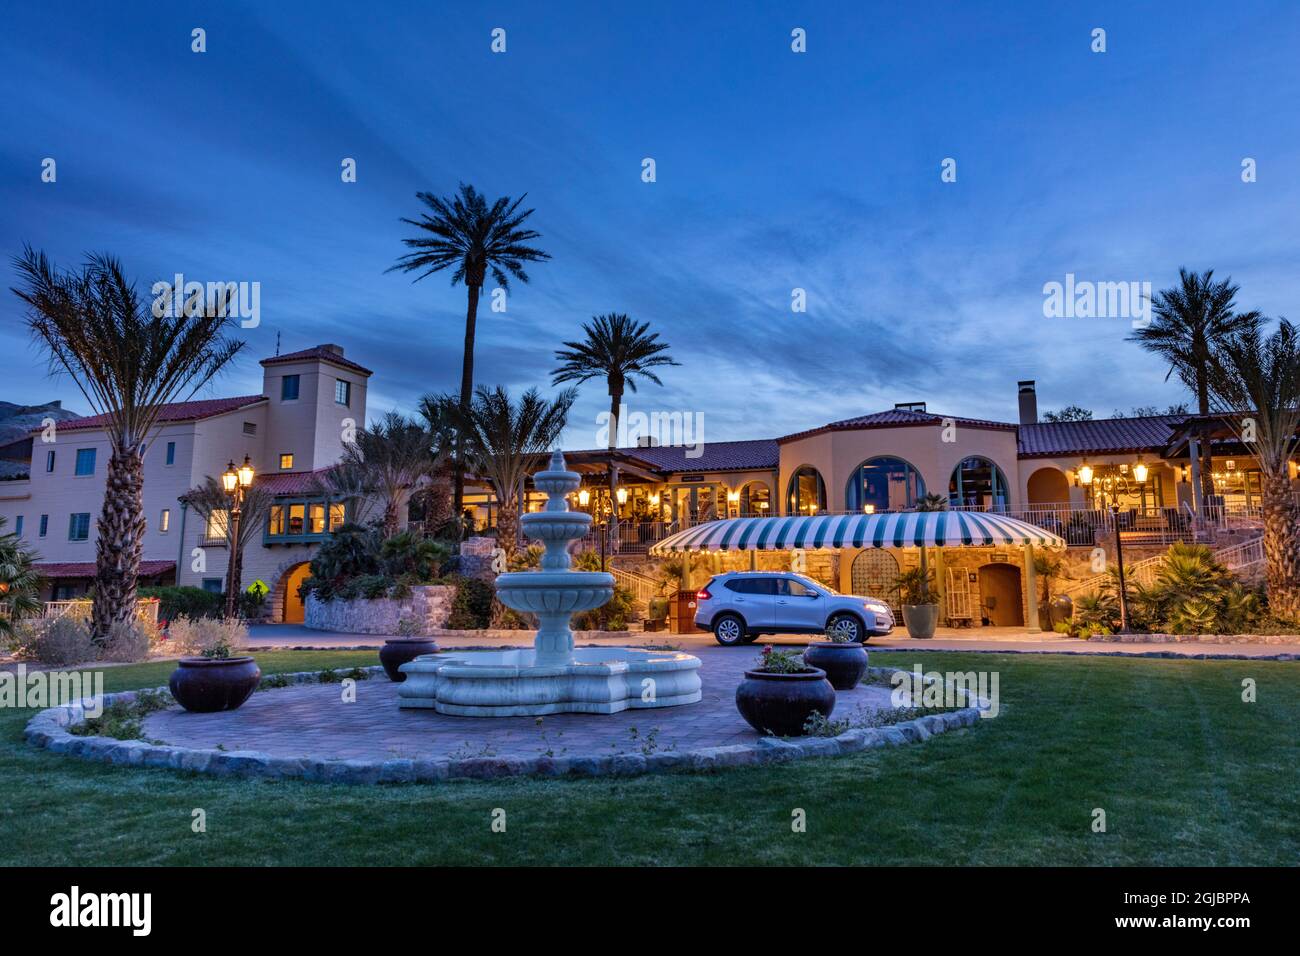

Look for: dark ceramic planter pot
[902,603,939,639]
[169,657,261,713]
[803,641,869,690]
[380,637,440,681]
[735,668,836,737]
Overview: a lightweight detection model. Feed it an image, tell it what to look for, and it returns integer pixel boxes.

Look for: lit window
[329,502,346,531]
[159,509,170,533]
[281,374,300,401]
[334,379,351,406]
[268,505,284,536]
[74,448,96,476]
[280,453,294,470]
[288,504,305,535]
[310,503,326,534]
[206,509,229,539]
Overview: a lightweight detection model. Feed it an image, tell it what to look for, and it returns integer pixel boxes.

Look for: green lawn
[1,650,1296,866]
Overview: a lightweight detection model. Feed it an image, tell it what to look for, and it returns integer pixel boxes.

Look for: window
[268,505,285,536]
[779,579,818,597]
[205,509,229,540]
[165,441,176,466]
[288,503,305,535]
[845,456,926,513]
[242,422,257,435]
[267,500,341,538]
[45,450,55,473]
[329,502,346,531]
[334,379,351,406]
[14,516,22,536]
[281,374,300,401]
[159,509,170,533]
[68,513,91,541]
[309,503,326,534]
[74,448,96,476]
[279,453,294,470]
[724,577,778,595]
[201,578,223,594]
[38,514,48,538]
[949,456,1010,510]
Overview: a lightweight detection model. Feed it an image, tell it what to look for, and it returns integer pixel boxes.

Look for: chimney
[319,344,344,356]
[894,401,927,413]
[1018,380,1038,425]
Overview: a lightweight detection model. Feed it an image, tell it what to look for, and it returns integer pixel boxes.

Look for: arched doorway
[281,563,311,623]
[978,562,1023,626]
[950,456,1011,510]
[786,466,826,515]
[1026,466,1070,506]
[850,550,901,611]
[738,480,772,517]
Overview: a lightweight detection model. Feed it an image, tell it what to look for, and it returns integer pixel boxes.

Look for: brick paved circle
[143,647,896,762]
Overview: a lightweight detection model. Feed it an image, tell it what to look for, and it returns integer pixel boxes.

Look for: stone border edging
[22,665,991,784]
[1088,632,1300,645]
[866,645,1299,661]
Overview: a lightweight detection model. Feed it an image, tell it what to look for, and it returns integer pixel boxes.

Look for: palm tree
[912,492,948,603]
[439,386,576,556]
[1203,319,1300,621]
[0,516,43,636]
[551,313,679,544]
[316,412,446,539]
[11,247,243,641]
[388,184,550,523]
[1129,268,1261,504]
[181,477,273,602]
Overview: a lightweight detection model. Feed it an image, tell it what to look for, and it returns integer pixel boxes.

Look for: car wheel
[713,614,747,647]
[826,613,863,643]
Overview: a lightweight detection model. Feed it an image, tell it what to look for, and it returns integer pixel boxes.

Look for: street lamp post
[1109,503,1129,632]
[222,455,255,620]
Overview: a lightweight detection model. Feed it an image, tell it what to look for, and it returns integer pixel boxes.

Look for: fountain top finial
[549,448,566,471]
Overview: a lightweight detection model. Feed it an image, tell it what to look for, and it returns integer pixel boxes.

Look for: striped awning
[648,512,1066,554]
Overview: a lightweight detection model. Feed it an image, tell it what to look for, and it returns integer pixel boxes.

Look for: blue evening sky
[3,0,1299,446]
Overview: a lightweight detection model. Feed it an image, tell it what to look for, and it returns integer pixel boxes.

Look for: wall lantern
[578,488,591,507]
[1078,461,1094,486]
[726,490,740,503]
[863,504,876,514]
[1133,460,1149,484]
[616,487,628,505]
[648,493,660,506]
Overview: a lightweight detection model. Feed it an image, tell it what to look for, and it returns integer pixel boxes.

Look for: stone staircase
[1060,536,1266,597]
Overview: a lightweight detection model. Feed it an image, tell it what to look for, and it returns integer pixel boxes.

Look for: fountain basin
[495,570,614,614]
[397,648,703,716]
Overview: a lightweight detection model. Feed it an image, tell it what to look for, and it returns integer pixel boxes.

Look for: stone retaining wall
[305,586,454,635]
[1089,632,1300,645]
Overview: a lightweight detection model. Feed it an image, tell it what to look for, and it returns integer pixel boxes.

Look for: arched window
[949,456,1010,510]
[845,456,926,513]
[786,466,826,515]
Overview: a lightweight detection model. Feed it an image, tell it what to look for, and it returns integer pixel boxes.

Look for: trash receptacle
[670,590,703,634]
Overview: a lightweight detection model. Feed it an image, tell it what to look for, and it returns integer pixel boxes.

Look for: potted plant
[380,623,440,681]
[803,626,869,690]
[895,565,939,639]
[169,637,261,713]
[734,646,836,736]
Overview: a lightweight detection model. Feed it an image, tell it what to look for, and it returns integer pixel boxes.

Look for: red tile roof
[253,467,338,495]
[260,345,372,376]
[35,560,175,579]
[779,408,1016,443]
[39,395,266,434]
[1017,416,1184,458]
[567,439,780,473]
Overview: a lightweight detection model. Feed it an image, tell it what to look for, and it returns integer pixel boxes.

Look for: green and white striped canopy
[648,512,1065,554]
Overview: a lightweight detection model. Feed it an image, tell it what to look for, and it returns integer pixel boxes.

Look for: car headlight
[865,602,889,616]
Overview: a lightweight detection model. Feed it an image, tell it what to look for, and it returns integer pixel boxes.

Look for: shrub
[99,620,153,663]
[18,615,96,665]
[447,575,494,629]
[753,646,807,674]
[380,532,451,582]
[572,583,637,631]
[168,615,249,657]
[139,586,225,621]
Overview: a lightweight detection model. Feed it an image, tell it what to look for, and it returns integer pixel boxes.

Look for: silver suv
[693,571,895,646]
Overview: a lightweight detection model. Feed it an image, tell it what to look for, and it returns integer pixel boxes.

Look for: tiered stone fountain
[398,451,702,716]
